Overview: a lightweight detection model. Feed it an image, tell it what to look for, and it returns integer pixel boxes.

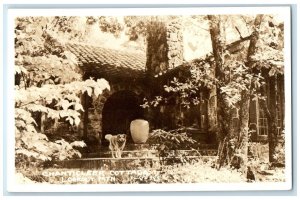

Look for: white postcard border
[5,6,292,192]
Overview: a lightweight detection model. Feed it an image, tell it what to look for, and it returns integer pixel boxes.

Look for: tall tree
[208,14,266,176]
[207,15,235,168]
[238,14,264,176]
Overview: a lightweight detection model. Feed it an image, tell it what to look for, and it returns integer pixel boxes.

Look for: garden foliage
[15,17,110,166]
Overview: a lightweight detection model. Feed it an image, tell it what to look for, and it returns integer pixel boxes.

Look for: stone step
[82,149,217,158]
[124,143,218,150]
[57,155,217,170]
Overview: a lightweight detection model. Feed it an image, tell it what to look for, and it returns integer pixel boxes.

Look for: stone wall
[81,81,146,148]
[166,20,184,69]
[146,18,183,76]
[141,18,185,131]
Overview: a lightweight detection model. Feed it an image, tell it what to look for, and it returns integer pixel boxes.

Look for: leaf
[86,87,92,96]
[59,154,67,161]
[39,154,51,161]
[59,110,69,118]
[97,78,110,90]
[47,110,60,119]
[85,79,95,86]
[74,116,81,126]
[61,99,70,110]
[15,120,26,128]
[74,103,84,111]
[67,117,74,125]
[70,141,86,148]
[94,87,102,97]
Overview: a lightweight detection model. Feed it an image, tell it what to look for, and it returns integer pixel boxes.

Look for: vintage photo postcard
[5,7,292,192]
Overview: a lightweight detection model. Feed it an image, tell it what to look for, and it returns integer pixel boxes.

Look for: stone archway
[101,90,145,146]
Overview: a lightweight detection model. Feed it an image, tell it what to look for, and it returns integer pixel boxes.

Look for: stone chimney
[145,18,184,76]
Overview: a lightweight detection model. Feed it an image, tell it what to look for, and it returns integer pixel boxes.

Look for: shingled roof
[66,43,146,79]
[66,36,251,81]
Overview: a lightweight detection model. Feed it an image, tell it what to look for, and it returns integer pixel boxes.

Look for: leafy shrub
[15,78,109,164]
[14,17,112,182]
[147,128,197,164]
[148,128,196,150]
[15,135,86,167]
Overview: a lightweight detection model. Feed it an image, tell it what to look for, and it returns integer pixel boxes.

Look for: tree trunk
[238,14,264,177]
[268,76,278,163]
[238,91,250,173]
[208,15,233,168]
[260,75,278,163]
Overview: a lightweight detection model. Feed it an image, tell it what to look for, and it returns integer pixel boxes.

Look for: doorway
[101,90,144,145]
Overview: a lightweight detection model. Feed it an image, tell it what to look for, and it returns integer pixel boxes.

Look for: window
[258,108,268,136]
[208,96,217,126]
[276,92,282,136]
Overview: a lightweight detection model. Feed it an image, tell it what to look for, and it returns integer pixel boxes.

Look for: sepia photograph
[6,7,292,191]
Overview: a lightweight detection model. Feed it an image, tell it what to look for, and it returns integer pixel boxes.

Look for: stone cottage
[66,20,189,148]
[66,19,285,150]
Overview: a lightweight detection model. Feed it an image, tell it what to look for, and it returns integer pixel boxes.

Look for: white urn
[130,119,150,144]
